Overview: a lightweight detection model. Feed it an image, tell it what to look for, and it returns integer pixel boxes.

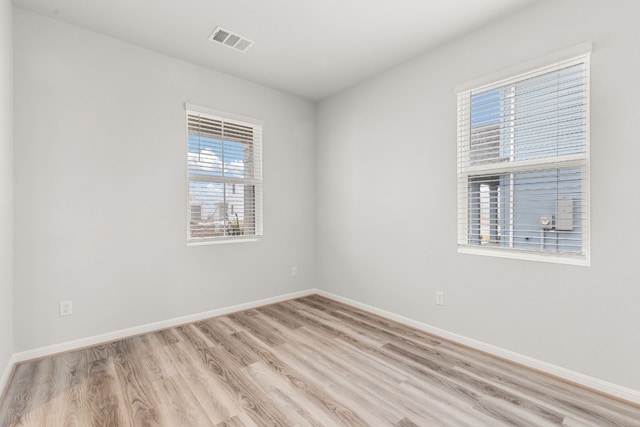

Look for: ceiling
[12,0,539,101]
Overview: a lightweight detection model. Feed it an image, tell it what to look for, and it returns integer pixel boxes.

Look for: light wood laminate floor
[1,295,639,426]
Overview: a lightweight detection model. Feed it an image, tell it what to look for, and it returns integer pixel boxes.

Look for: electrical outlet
[291,267,298,277]
[435,291,445,306]
[59,300,73,316]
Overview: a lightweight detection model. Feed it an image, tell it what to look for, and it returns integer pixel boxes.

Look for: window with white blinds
[456,54,590,265]
[186,106,263,243]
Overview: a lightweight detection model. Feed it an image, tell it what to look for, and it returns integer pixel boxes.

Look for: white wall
[13,9,316,351]
[0,0,13,373]
[317,0,640,391]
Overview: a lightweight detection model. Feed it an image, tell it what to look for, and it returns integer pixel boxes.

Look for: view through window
[457,54,590,263]
[186,107,263,243]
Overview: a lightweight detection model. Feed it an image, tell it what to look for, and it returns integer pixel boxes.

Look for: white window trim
[456,45,591,266]
[454,42,592,94]
[458,246,590,267]
[185,103,264,246]
[187,236,262,247]
[185,103,264,127]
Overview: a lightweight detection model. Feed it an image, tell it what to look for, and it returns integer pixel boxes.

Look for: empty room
[1,0,640,425]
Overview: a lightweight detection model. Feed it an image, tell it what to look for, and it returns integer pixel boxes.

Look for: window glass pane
[189,181,256,238]
[188,135,252,179]
[468,168,583,254]
[511,167,583,253]
[468,64,587,165]
[222,139,249,179]
[470,89,507,165]
[468,175,503,246]
[188,136,223,176]
[513,65,587,161]
[471,89,501,128]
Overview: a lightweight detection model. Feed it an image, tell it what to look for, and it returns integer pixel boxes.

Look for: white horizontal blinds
[187,110,263,241]
[457,55,589,256]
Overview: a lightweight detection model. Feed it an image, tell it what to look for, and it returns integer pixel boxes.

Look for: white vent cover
[208,26,254,53]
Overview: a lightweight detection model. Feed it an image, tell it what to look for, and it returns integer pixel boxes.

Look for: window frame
[456,45,591,266]
[185,103,264,246]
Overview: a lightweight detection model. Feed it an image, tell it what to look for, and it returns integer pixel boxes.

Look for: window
[457,52,590,264]
[186,105,263,244]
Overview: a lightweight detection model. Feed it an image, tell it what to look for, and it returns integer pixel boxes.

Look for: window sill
[458,245,590,266]
[187,236,262,247]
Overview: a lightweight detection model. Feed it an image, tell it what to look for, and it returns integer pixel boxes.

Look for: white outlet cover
[435,291,445,306]
[59,300,73,316]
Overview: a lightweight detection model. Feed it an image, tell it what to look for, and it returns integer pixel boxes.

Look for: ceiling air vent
[208,26,254,53]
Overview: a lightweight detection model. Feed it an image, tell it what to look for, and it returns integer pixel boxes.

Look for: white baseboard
[12,288,317,364]
[0,354,17,399]
[316,289,640,406]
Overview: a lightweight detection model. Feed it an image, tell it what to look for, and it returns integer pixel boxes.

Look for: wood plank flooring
[1,295,639,426]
